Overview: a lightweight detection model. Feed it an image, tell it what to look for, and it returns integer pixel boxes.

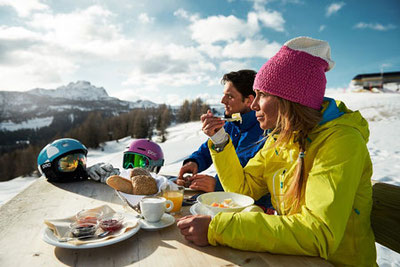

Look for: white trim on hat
[284,36,335,71]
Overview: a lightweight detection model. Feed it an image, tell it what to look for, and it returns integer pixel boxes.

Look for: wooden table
[0,177,332,267]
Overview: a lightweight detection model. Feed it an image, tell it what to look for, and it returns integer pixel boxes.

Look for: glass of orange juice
[162,186,184,214]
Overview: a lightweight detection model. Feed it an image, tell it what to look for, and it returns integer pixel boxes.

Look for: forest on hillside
[0,98,209,181]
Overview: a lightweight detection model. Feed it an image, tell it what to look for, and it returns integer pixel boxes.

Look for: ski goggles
[123,152,164,169]
[57,153,87,172]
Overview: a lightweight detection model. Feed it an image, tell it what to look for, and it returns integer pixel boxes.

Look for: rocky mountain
[0,81,157,129]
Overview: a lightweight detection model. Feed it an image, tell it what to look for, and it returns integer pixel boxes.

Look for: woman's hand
[201,110,225,137]
[177,215,212,246]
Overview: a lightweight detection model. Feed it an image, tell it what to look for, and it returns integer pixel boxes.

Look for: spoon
[59,231,110,242]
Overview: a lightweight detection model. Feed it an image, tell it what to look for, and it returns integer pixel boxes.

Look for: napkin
[44,205,138,246]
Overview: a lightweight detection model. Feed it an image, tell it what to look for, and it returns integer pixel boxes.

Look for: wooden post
[371,181,400,253]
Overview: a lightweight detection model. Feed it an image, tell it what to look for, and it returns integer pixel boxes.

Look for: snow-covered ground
[0,116,54,131]
[1,92,399,265]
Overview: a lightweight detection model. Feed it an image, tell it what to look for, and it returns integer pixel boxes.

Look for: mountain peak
[28,81,109,101]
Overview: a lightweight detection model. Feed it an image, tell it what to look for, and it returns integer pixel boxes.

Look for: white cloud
[173,8,199,22]
[0,2,288,103]
[127,42,216,75]
[197,44,224,59]
[219,60,250,73]
[251,0,285,32]
[27,5,133,58]
[319,25,326,32]
[138,13,154,24]
[197,38,280,59]
[253,9,285,32]
[195,93,222,105]
[222,39,281,58]
[190,15,250,44]
[353,22,396,31]
[326,2,345,17]
[252,0,267,10]
[121,42,217,93]
[0,50,78,91]
[0,0,48,17]
[0,5,134,91]
[123,70,213,88]
[188,11,281,45]
[0,26,41,65]
[0,25,79,91]
[0,25,39,41]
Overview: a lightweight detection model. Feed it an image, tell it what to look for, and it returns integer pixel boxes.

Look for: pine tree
[178,100,191,122]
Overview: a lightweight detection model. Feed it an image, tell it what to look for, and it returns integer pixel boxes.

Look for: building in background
[350,72,400,92]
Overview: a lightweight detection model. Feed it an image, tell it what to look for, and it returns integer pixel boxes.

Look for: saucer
[140,213,175,231]
[189,203,215,217]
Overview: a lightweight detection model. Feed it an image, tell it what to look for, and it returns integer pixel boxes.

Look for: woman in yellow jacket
[177,36,376,266]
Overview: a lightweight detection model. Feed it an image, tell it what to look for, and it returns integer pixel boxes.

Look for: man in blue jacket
[177,70,271,208]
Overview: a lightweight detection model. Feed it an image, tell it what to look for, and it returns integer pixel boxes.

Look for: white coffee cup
[139,197,174,223]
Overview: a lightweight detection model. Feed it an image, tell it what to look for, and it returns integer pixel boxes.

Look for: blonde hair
[268,97,322,212]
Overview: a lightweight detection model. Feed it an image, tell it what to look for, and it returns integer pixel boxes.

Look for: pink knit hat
[253,36,335,110]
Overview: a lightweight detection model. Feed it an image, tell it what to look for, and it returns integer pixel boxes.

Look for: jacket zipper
[272,168,286,215]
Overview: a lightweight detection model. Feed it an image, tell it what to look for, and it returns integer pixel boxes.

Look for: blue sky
[0,0,399,105]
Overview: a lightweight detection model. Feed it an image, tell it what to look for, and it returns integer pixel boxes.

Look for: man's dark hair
[221,69,257,98]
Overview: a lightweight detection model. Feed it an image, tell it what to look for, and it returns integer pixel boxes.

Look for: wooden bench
[371,181,400,253]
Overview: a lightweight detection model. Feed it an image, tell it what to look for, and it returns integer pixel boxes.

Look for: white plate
[189,203,215,217]
[139,213,175,231]
[42,213,140,249]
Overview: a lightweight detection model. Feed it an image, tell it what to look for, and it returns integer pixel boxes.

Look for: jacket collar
[319,97,344,125]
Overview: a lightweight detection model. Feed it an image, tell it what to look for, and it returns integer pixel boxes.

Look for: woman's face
[251,90,279,130]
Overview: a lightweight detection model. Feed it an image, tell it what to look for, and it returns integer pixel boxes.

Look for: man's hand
[188,174,216,192]
[177,215,212,246]
[177,161,198,186]
[201,110,225,137]
[87,163,120,183]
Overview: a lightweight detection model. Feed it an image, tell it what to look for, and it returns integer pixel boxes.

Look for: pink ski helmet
[123,139,164,173]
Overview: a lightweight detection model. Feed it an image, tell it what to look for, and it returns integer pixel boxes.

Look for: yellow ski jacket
[207,98,376,266]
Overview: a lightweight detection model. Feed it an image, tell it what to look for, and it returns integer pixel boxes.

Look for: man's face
[220,81,252,116]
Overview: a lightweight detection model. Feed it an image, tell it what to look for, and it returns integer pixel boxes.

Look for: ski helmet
[123,139,164,173]
[37,138,88,182]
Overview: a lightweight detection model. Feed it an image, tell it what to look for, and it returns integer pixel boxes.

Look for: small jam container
[70,221,98,238]
[99,213,124,232]
[76,209,103,224]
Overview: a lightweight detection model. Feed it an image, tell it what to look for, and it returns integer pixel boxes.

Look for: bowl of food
[197,192,254,215]
[70,221,98,238]
[76,209,103,224]
[99,213,124,232]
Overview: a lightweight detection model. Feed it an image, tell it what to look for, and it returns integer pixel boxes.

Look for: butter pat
[223,113,242,123]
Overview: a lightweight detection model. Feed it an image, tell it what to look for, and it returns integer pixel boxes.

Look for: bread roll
[132,175,158,195]
[106,175,133,194]
[130,168,151,179]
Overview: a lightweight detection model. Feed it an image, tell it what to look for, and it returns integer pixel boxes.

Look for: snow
[1,92,399,265]
[0,177,37,204]
[0,116,53,131]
